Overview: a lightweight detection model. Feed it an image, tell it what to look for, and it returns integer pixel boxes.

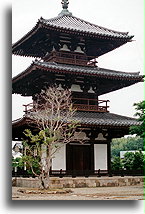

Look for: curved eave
[78,119,141,128]
[12,112,141,140]
[41,21,133,40]
[12,22,40,56]
[34,63,143,81]
[12,63,35,83]
[12,116,33,127]
[12,19,133,58]
[73,111,142,128]
[12,113,141,130]
[12,62,144,84]
[12,62,144,97]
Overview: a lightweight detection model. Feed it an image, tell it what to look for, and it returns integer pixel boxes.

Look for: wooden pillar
[107,140,111,175]
[90,143,94,172]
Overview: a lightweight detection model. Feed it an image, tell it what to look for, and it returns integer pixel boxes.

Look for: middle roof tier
[12,60,143,96]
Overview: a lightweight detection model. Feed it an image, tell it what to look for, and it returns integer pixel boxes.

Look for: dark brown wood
[90,143,94,171]
[44,51,98,67]
[107,141,111,173]
[12,63,142,97]
[66,143,94,174]
[23,98,109,114]
[12,21,131,59]
[72,98,109,112]
[12,168,144,178]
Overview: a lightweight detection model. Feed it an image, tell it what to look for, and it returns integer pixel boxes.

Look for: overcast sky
[12,0,144,120]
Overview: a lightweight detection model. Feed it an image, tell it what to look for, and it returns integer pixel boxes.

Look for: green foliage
[21,156,41,175]
[122,151,144,170]
[132,151,144,170]
[24,129,45,144]
[12,157,23,168]
[111,136,144,157]
[130,101,145,139]
[111,156,123,170]
[12,156,41,175]
[22,129,46,176]
[111,151,144,171]
[24,128,64,146]
[122,152,135,170]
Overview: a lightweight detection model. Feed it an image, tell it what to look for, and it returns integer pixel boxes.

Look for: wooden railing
[12,168,144,178]
[44,51,98,67]
[72,98,109,112]
[23,99,109,114]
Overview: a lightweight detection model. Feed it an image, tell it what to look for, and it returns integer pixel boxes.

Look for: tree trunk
[39,147,51,189]
[39,143,51,189]
[39,171,50,189]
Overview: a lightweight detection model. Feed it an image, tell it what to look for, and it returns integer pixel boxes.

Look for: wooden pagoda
[12,0,143,176]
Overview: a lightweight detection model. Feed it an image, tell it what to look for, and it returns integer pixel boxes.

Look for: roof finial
[62,0,69,10]
[59,0,72,16]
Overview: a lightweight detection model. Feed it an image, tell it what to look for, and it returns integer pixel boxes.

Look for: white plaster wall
[95,133,107,141]
[94,144,107,170]
[52,144,66,170]
[71,84,82,92]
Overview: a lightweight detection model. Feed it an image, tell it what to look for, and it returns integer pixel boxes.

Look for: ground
[12,185,144,200]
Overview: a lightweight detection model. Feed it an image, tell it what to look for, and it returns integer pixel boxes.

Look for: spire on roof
[59,0,72,16]
[62,0,69,10]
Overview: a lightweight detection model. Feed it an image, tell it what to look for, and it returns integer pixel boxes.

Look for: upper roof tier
[12,3,133,58]
[39,15,132,39]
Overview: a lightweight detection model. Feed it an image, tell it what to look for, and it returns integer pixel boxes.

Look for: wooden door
[66,144,94,174]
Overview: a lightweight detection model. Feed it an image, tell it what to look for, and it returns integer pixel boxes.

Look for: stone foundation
[12,176,144,189]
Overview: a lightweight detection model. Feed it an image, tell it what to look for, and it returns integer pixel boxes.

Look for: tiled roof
[73,111,141,127]
[12,13,133,57]
[34,61,142,80]
[12,60,143,82]
[12,112,140,128]
[12,61,143,96]
[40,15,133,40]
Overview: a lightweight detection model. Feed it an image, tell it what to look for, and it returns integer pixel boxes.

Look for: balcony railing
[23,99,109,114]
[72,98,109,112]
[44,51,98,67]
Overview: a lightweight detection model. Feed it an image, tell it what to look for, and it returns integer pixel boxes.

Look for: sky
[12,0,144,120]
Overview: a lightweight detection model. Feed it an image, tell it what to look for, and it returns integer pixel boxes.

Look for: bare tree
[23,87,79,189]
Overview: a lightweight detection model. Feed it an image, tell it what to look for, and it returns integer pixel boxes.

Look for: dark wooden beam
[107,140,111,173]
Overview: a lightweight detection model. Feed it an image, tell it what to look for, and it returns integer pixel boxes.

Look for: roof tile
[40,15,133,39]
[73,111,141,127]
[12,112,141,128]
[34,61,143,80]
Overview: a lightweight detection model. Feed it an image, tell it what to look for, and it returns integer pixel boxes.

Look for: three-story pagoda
[12,0,143,176]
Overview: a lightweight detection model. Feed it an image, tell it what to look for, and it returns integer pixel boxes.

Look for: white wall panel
[94,144,107,170]
[52,144,66,170]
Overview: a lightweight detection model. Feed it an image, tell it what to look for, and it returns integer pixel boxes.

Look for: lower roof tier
[12,111,141,140]
[12,61,143,96]
[73,111,140,127]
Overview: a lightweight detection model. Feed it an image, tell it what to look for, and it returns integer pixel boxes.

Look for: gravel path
[12,186,144,200]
